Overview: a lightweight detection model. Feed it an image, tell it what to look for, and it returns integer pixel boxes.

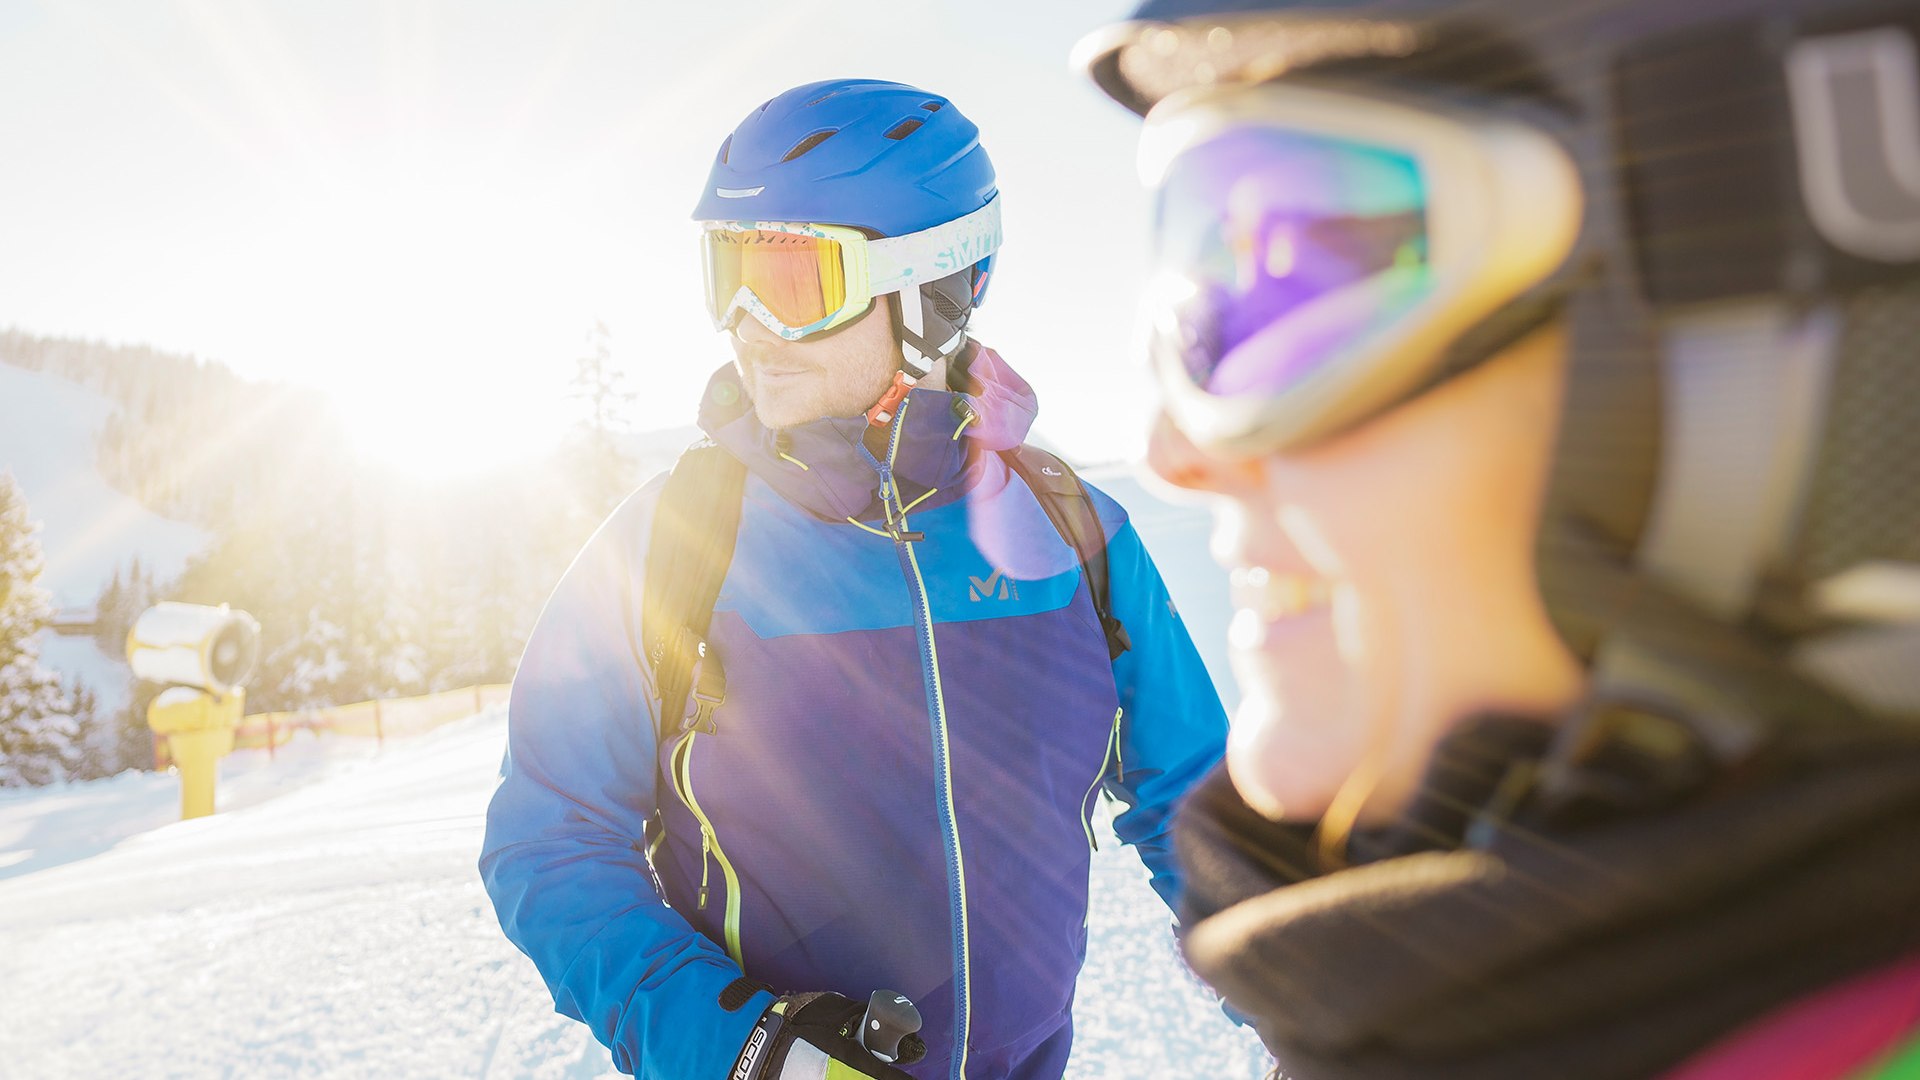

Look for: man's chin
[751,393,832,430]
[753,398,813,429]
[751,385,879,430]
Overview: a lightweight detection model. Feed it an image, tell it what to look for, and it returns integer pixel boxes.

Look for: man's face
[1147,325,1586,824]
[730,300,901,429]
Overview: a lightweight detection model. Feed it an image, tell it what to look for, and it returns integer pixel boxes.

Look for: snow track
[0,707,1267,1079]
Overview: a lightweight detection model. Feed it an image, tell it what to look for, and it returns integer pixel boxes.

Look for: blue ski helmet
[694,79,1001,365]
[693,78,998,238]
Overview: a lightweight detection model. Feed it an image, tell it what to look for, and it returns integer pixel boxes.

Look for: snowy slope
[0,707,1269,1079]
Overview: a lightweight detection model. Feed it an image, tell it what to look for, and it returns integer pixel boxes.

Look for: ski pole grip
[856,990,921,1064]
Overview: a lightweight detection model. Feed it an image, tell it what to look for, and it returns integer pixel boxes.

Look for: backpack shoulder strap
[1001,446,1132,660]
[641,442,747,738]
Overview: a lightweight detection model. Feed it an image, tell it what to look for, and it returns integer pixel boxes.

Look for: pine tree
[93,566,130,656]
[0,473,83,786]
[567,320,637,524]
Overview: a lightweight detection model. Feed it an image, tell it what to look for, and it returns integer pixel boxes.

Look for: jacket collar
[697,345,1039,523]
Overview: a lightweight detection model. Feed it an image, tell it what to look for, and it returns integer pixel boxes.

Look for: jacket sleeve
[479,479,772,1078]
[1088,488,1231,917]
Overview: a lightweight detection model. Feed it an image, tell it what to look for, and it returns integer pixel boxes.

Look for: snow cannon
[127,602,261,693]
[126,603,261,820]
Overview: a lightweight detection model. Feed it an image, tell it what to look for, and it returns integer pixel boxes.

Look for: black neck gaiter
[1176,707,1920,1080]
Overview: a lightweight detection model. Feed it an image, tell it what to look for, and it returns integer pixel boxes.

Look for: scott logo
[1787,27,1920,260]
[731,1024,767,1080]
[968,568,1020,602]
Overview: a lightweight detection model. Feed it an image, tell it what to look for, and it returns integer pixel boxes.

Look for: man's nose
[1146,412,1264,497]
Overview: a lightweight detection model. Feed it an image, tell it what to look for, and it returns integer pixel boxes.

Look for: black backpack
[639,443,1131,736]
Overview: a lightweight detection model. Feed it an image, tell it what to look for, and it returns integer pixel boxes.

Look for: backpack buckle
[686,642,728,736]
[689,685,724,735]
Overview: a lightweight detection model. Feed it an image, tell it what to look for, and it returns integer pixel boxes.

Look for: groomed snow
[0,707,1269,1078]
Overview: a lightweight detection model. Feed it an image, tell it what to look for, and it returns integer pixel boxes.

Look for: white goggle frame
[1139,80,1584,456]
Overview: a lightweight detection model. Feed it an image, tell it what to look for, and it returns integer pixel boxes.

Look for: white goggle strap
[865,196,1004,298]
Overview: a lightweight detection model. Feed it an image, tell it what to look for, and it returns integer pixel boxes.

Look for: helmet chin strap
[893,285,938,379]
[868,270,978,427]
[891,269,977,376]
[1631,301,1840,625]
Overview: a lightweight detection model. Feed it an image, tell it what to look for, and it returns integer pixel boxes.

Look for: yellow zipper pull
[1084,708,1129,856]
[698,830,712,910]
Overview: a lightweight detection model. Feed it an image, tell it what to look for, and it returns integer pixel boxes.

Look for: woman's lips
[1228,565,1333,654]
[1230,565,1331,621]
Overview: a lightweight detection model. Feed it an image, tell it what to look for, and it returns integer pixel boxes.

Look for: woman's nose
[1146,411,1264,497]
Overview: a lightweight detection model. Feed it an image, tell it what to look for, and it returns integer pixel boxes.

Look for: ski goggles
[1138,81,1583,456]
[699,196,1003,341]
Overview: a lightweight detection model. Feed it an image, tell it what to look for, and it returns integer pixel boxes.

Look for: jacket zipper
[874,398,974,1080]
[1080,707,1125,853]
[669,728,745,969]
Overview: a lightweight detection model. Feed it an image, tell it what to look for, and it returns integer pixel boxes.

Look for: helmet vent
[806,86,855,107]
[884,118,923,141]
[782,129,839,162]
[920,100,944,112]
[719,135,731,164]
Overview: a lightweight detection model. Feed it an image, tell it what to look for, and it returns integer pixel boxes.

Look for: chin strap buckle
[866,370,918,427]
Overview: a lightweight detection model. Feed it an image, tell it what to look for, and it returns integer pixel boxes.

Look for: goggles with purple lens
[1139,82,1583,456]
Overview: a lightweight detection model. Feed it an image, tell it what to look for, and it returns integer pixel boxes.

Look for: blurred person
[1076,2,1920,1078]
[480,78,1228,1080]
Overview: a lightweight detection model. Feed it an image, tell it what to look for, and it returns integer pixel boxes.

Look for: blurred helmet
[1080,0,1920,719]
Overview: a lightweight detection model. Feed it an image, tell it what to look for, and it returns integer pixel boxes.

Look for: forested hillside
[1,327,685,779]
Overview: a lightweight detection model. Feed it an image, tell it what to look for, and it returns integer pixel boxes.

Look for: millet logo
[968,568,1019,602]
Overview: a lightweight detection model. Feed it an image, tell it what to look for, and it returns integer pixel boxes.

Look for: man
[1077,2,1920,1078]
[481,78,1227,1080]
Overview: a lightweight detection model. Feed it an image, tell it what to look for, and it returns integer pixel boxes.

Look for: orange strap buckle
[866,371,918,427]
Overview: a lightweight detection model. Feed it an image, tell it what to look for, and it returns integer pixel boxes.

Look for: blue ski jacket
[481,348,1227,1080]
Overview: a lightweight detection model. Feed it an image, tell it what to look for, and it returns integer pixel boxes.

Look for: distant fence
[153,684,510,769]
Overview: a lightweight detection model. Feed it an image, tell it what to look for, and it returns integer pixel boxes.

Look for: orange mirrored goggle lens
[703,229,850,331]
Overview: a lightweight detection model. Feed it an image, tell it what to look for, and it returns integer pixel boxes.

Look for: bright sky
[0,0,1160,478]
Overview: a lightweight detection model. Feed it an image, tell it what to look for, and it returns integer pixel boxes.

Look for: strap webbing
[641,440,1130,753]
[640,443,746,736]
[1001,446,1131,660]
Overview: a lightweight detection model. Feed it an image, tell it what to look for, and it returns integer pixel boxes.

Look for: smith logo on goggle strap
[701,197,1004,341]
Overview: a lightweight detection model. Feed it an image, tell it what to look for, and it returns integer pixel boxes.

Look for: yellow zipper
[669,729,745,969]
[885,398,974,1080]
[1080,708,1125,853]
